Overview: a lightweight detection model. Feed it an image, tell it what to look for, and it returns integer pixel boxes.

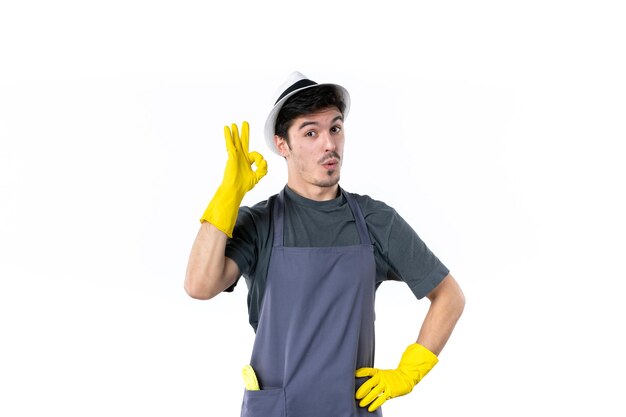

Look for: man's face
[276,107,345,194]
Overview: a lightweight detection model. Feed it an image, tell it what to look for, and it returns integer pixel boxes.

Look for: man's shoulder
[240,193,278,218]
[345,190,395,214]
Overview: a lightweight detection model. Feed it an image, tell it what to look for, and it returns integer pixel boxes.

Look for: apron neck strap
[343,190,372,245]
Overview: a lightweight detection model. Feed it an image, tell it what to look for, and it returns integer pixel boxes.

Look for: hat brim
[264,83,351,156]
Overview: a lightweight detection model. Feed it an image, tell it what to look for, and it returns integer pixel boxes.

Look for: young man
[185,72,465,416]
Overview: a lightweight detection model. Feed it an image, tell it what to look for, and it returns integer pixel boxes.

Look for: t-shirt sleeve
[223,198,272,293]
[385,210,449,299]
[362,196,449,299]
[223,207,258,292]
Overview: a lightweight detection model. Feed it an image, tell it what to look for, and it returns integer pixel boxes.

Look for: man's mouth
[322,159,338,169]
[319,152,341,170]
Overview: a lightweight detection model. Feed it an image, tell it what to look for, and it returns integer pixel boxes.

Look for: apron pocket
[241,388,286,417]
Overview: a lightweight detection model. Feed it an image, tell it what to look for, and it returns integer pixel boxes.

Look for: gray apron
[241,189,382,417]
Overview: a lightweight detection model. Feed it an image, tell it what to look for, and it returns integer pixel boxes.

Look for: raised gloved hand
[200,121,268,237]
[355,343,438,412]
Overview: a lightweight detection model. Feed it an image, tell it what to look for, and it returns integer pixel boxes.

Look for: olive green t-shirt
[225,186,449,331]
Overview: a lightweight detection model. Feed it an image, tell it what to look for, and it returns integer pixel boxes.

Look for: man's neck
[286,182,340,202]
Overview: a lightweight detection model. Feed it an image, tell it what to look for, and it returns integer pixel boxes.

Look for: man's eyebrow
[297,115,344,131]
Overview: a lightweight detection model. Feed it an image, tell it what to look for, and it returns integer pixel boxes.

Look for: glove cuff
[199,185,244,238]
[398,343,439,386]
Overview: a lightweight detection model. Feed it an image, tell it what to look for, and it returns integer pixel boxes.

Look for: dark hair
[274,85,347,141]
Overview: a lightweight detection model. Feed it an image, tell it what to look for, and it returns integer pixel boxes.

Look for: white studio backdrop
[1,1,625,416]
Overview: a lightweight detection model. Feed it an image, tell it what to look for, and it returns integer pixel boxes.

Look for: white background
[1,1,625,416]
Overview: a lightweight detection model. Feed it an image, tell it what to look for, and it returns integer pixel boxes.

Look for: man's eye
[305,131,316,137]
[331,126,342,133]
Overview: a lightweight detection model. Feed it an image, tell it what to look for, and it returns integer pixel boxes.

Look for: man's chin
[316,173,340,188]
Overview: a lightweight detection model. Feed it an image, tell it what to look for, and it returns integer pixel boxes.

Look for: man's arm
[417,273,465,355]
[184,221,240,300]
[356,273,465,411]
[184,121,267,300]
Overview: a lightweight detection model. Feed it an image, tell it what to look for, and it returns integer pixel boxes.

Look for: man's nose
[321,131,337,152]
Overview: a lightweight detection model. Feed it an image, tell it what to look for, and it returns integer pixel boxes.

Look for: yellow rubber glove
[200,121,268,237]
[355,343,438,412]
[242,364,260,391]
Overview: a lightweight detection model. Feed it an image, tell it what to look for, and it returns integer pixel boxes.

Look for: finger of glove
[231,122,252,166]
[223,125,236,153]
[248,151,268,181]
[368,394,389,412]
[359,380,385,408]
[230,123,244,154]
[240,121,250,153]
[355,370,380,399]
[355,367,377,378]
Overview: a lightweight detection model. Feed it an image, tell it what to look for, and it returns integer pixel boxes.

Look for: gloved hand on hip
[355,343,439,412]
[200,121,268,237]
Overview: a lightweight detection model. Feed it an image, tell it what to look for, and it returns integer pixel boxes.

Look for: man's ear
[274,135,290,158]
